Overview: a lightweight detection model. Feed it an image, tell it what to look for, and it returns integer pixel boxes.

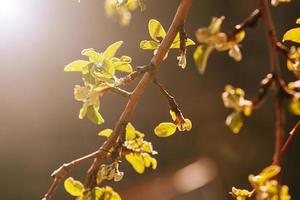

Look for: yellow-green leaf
[140,40,159,50]
[98,129,113,137]
[87,106,104,125]
[283,28,300,43]
[193,45,214,74]
[81,48,102,62]
[103,41,124,60]
[296,18,300,24]
[64,177,84,197]
[115,63,133,73]
[126,123,136,141]
[154,122,177,137]
[64,60,89,72]
[125,153,145,174]
[234,30,246,43]
[148,19,166,42]
[226,112,243,134]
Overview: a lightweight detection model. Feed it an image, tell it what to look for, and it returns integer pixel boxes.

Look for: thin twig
[280,120,300,155]
[153,79,185,124]
[260,0,285,166]
[228,9,262,40]
[110,87,132,97]
[252,73,274,109]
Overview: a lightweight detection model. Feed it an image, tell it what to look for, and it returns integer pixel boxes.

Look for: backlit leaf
[283,28,300,43]
[154,122,177,137]
[140,40,159,49]
[289,97,300,115]
[126,123,136,141]
[148,19,166,42]
[125,153,145,174]
[87,106,105,125]
[64,177,84,197]
[103,41,124,59]
[98,129,113,137]
[64,60,89,72]
[193,45,214,74]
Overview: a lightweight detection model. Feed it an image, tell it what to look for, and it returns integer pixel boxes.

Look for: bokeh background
[0,0,299,199]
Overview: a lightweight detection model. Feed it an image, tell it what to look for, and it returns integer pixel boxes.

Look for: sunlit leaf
[283,28,300,43]
[148,19,166,42]
[125,123,136,141]
[64,60,89,72]
[125,153,145,174]
[154,122,177,137]
[103,41,124,59]
[98,129,113,137]
[193,45,214,74]
[81,48,102,62]
[87,106,105,125]
[64,177,84,197]
[297,18,300,24]
[234,31,246,43]
[140,40,159,49]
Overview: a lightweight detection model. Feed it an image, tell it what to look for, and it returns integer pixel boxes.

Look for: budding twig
[280,120,300,155]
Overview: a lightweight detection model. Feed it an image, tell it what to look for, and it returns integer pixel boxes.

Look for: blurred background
[0,0,299,199]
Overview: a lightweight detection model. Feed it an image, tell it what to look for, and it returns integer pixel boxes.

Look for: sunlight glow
[0,0,19,21]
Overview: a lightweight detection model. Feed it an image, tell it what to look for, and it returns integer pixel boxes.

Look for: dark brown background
[0,0,299,199]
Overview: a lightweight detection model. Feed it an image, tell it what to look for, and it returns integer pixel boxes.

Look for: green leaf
[171,33,196,48]
[64,177,84,197]
[126,123,136,141]
[103,41,124,60]
[225,112,243,134]
[154,122,177,137]
[64,60,89,72]
[193,45,214,74]
[283,28,300,43]
[87,106,104,125]
[148,19,166,42]
[125,153,145,174]
[140,40,159,50]
[115,63,133,73]
[98,129,113,137]
[81,48,102,62]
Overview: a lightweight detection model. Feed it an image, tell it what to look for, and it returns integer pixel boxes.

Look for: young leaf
[98,129,113,137]
[64,177,84,197]
[193,45,214,74]
[125,153,145,174]
[289,97,300,115]
[148,19,166,42]
[154,122,177,137]
[64,60,89,72]
[103,41,124,60]
[283,28,300,43]
[297,18,300,24]
[87,106,105,125]
[126,123,136,141]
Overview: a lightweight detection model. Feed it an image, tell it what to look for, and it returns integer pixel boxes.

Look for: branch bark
[260,0,285,166]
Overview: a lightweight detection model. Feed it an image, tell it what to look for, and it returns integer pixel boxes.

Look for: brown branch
[280,120,300,155]
[228,9,262,40]
[260,0,285,166]
[83,0,193,190]
[42,149,104,200]
[42,0,193,198]
[153,79,185,124]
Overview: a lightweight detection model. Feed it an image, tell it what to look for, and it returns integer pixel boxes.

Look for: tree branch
[83,0,193,190]
[280,120,300,156]
[260,0,285,166]
[252,73,274,109]
[228,9,262,40]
